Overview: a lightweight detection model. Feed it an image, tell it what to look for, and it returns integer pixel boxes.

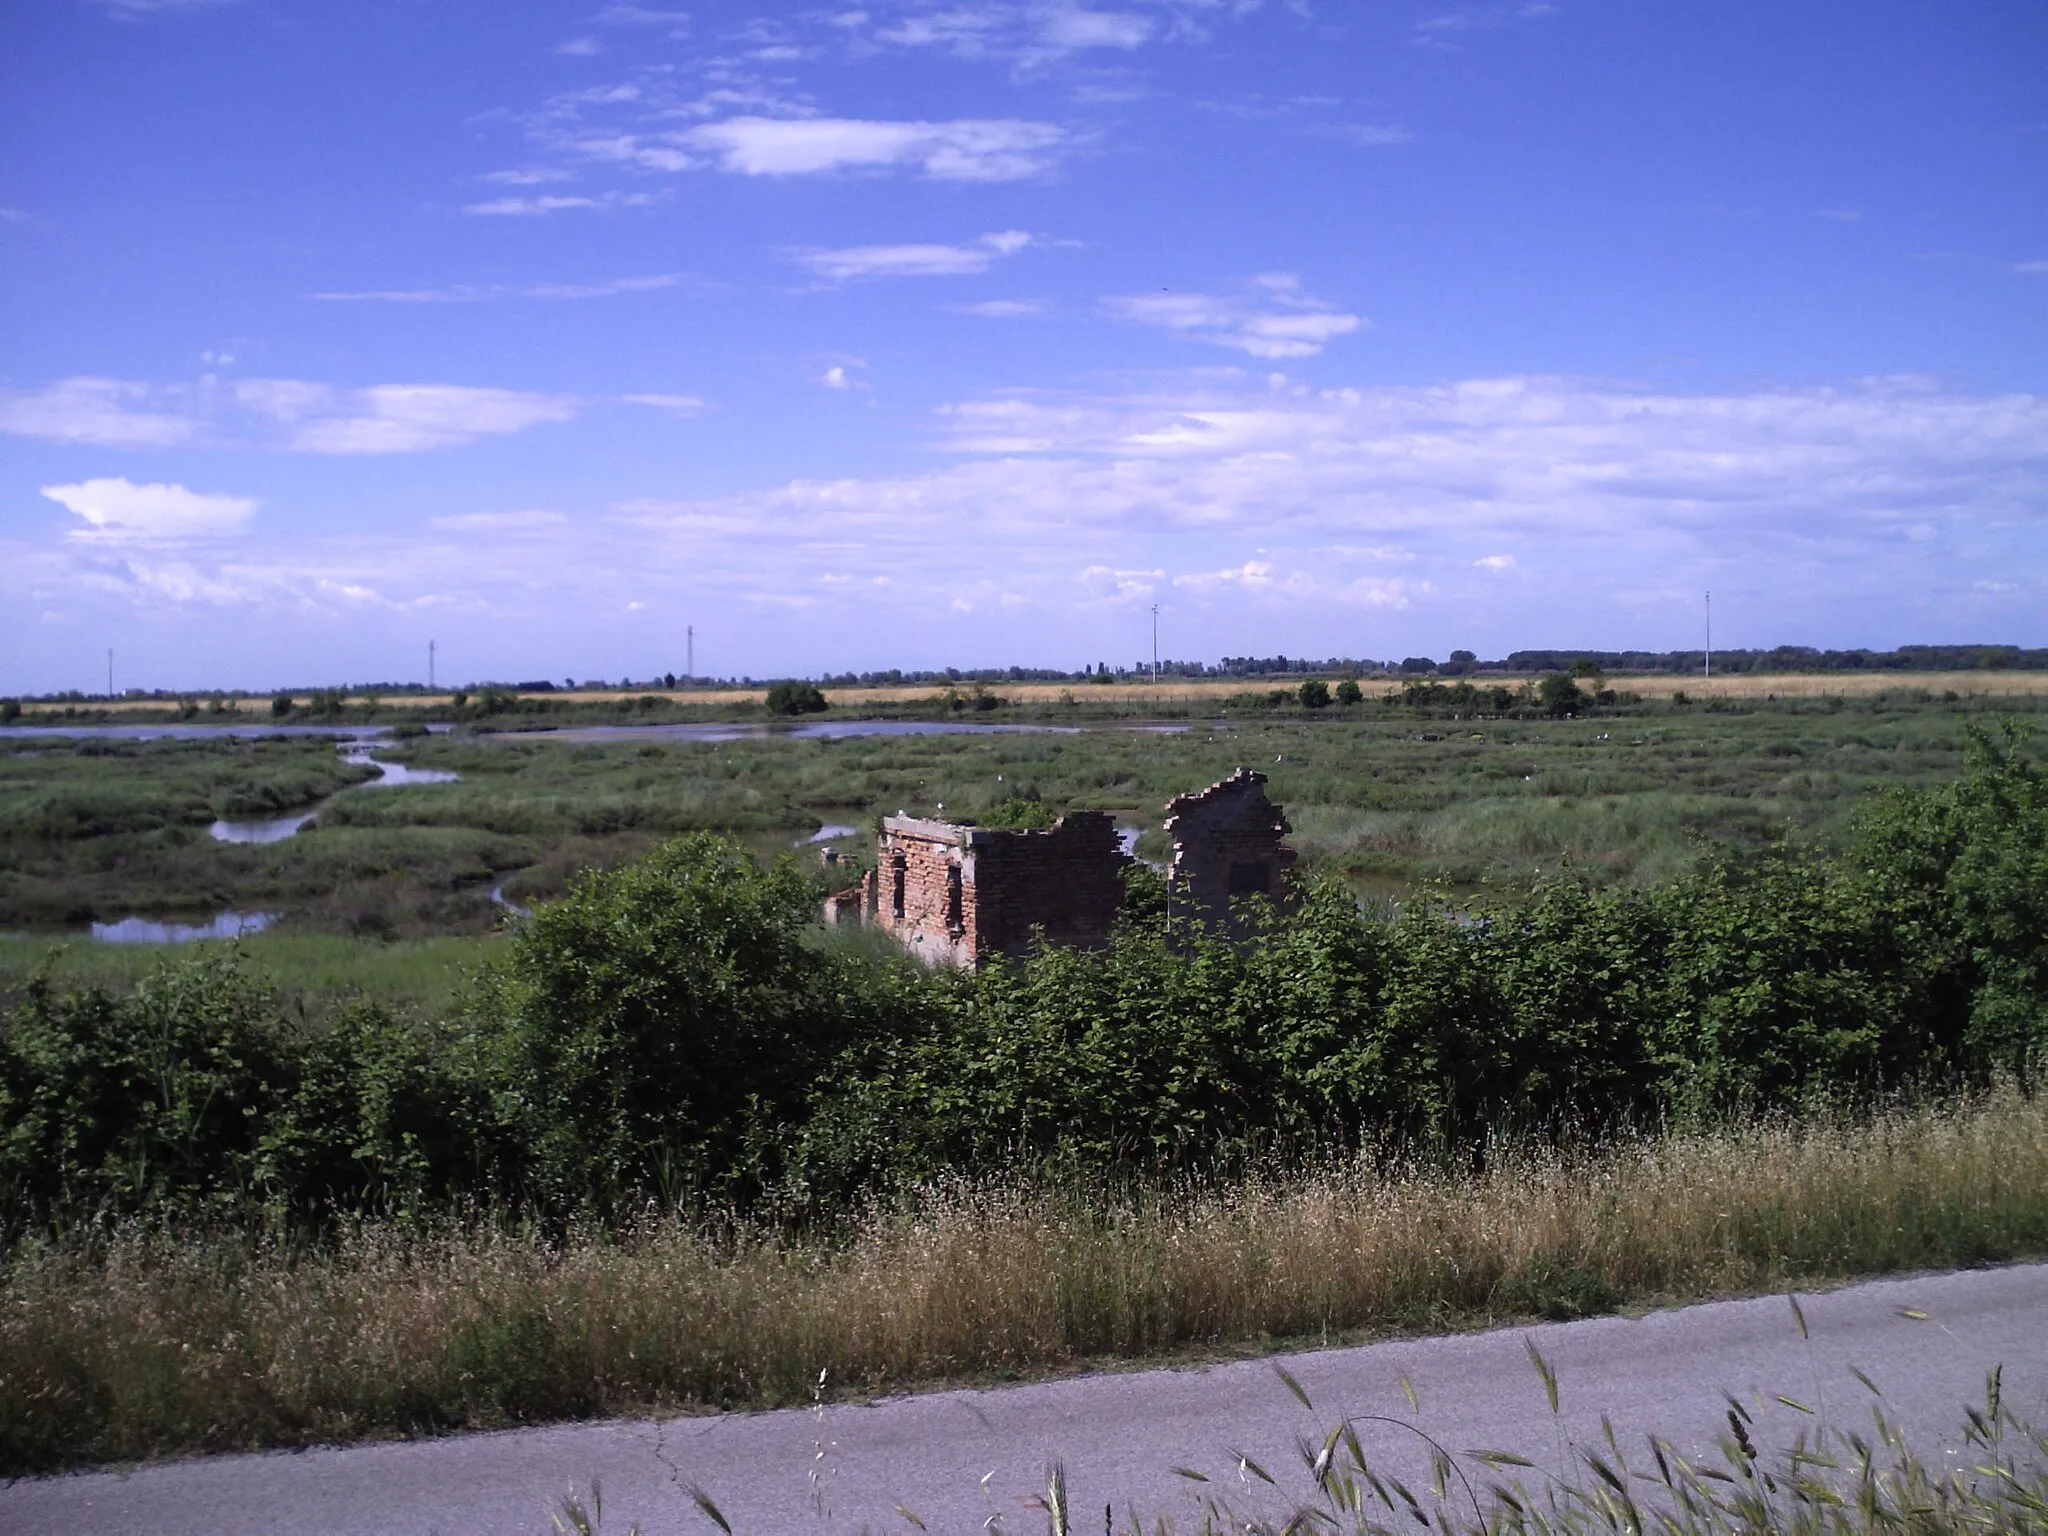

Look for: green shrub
[765,681,828,716]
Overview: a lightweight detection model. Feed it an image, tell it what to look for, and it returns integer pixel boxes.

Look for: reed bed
[5,1088,2046,1473]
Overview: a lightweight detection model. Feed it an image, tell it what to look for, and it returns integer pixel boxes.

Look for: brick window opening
[1228,860,1270,894]
[945,864,964,935]
[891,855,908,919]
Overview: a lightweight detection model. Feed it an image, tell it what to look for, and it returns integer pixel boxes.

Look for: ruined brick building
[824,768,1296,967]
[1164,767,1298,938]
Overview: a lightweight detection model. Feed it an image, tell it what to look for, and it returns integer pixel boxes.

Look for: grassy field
[0,931,488,1025]
[3,1086,2040,1471]
[4,692,2043,946]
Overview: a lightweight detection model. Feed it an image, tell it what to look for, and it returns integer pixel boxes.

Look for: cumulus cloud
[682,116,1068,179]
[792,231,1035,282]
[22,374,2046,657]
[1101,274,1365,359]
[42,478,257,543]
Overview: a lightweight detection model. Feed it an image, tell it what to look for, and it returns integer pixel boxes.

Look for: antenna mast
[686,625,694,683]
[1150,604,1160,684]
[428,639,436,692]
[106,648,114,701]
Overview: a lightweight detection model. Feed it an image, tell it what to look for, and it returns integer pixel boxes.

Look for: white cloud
[1102,275,1365,359]
[1474,553,1515,569]
[482,167,576,186]
[1041,8,1154,50]
[42,478,257,543]
[1309,123,1412,147]
[819,365,865,391]
[0,377,198,447]
[621,393,708,416]
[2013,260,2048,276]
[557,36,604,55]
[461,191,655,215]
[311,274,680,302]
[426,510,569,531]
[792,230,1036,281]
[21,375,2046,652]
[233,381,579,454]
[0,207,27,223]
[682,116,1068,180]
[0,374,695,454]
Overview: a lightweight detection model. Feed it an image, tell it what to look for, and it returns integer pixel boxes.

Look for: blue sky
[2,0,2044,691]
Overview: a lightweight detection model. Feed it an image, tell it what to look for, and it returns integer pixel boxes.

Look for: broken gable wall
[1164,768,1298,939]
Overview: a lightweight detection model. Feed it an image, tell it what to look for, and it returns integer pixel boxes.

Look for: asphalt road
[6,1264,2043,1536]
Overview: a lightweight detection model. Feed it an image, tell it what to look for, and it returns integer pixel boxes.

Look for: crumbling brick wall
[1164,767,1298,938]
[830,811,1127,967]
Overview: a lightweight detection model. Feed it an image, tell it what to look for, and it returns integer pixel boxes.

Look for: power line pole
[428,639,436,692]
[1704,592,1712,680]
[1150,604,1160,684]
[106,648,113,701]
[686,625,694,683]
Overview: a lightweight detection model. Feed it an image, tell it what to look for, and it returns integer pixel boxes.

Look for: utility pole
[686,625,694,683]
[1704,592,1712,680]
[428,639,436,692]
[1150,604,1160,684]
[106,648,113,700]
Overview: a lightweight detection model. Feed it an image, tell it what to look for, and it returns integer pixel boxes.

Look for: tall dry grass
[5,1088,2045,1472]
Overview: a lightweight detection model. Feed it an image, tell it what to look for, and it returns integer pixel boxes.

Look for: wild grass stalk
[4,1086,2045,1474]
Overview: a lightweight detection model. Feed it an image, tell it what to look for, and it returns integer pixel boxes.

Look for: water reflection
[208,813,315,844]
[341,747,460,787]
[207,746,460,843]
[489,886,532,919]
[93,911,274,944]
[800,824,860,845]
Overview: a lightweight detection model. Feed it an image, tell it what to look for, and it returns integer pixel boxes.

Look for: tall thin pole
[106,648,114,700]
[1704,592,1712,680]
[686,625,694,683]
[428,639,436,691]
[1150,604,1160,683]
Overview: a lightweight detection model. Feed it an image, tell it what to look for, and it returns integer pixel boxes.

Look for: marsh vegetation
[1,696,2044,1471]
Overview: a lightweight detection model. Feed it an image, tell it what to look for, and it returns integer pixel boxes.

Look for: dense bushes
[2,730,2043,1224]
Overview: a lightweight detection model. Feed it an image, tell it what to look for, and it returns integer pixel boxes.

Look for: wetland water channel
[3,720,1185,942]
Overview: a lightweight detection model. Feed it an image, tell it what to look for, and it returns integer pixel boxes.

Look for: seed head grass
[3,1087,2045,1473]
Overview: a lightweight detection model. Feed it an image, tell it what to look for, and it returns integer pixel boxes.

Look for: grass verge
[4,1087,2045,1475]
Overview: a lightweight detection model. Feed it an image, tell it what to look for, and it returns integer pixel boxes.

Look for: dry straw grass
[5,1088,2046,1471]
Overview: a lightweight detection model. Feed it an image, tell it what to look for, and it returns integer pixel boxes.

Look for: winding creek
[6,720,1186,941]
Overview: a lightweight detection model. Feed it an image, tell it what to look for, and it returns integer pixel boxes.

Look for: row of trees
[2,728,2042,1223]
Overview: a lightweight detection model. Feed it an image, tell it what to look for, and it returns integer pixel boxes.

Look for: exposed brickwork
[824,812,1127,967]
[1164,767,1298,938]
[822,773,1297,964]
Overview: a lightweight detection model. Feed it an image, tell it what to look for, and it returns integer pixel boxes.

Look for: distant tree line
[8,644,2042,712]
